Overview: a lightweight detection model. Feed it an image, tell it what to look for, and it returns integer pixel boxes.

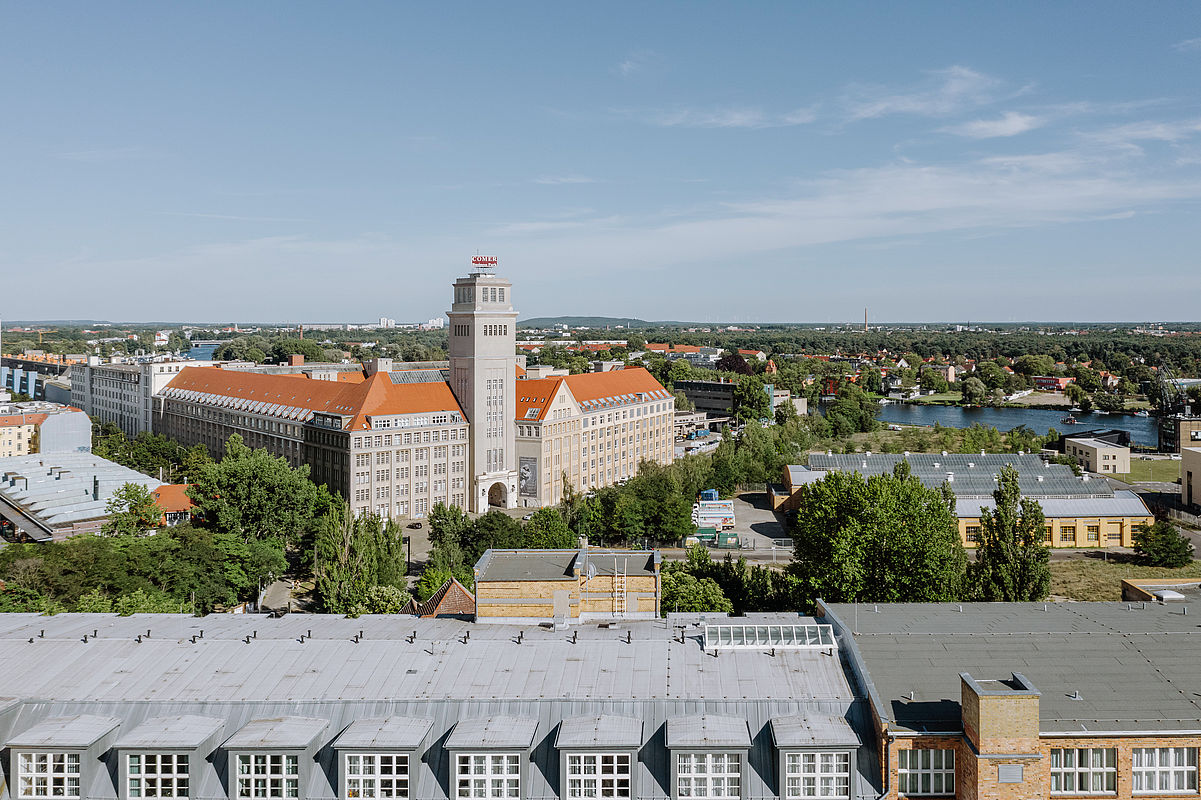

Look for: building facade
[72,359,215,436]
[1184,446,1201,512]
[1063,435,1131,474]
[448,264,520,510]
[152,261,674,519]
[0,403,91,458]
[514,369,674,507]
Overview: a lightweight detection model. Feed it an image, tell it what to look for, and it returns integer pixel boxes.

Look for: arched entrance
[487,482,507,507]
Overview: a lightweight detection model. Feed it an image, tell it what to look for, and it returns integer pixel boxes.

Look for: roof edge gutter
[816,599,891,733]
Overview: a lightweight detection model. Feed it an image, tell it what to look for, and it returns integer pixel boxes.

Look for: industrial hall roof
[806,452,1117,498]
[159,366,464,431]
[820,600,1201,736]
[0,612,878,800]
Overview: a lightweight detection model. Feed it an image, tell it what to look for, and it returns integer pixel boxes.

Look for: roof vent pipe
[946,472,954,483]
[1038,475,1044,482]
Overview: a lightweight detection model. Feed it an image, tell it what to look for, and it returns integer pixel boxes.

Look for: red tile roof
[408,578,476,618]
[153,484,195,513]
[162,367,464,432]
[515,378,564,423]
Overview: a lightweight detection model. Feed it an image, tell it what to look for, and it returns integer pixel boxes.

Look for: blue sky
[3,2,1200,323]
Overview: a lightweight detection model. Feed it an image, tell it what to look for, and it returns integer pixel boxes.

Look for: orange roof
[515,364,526,378]
[153,484,194,513]
[0,413,48,428]
[162,367,464,431]
[738,349,764,356]
[515,378,564,423]
[646,343,701,354]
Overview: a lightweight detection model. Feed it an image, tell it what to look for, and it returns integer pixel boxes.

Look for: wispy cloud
[1085,117,1201,148]
[942,111,1045,138]
[842,66,1001,121]
[532,174,599,185]
[614,49,662,77]
[1171,37,1201,52]
[58,146,165,162]
[640,105,818,129]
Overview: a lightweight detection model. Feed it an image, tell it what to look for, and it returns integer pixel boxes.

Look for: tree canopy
[966,464,1050,601]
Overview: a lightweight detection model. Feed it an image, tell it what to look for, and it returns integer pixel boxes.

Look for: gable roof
[153,484,194,514]
[562,367,671,411]
[409,578,476,618]
[161,367,464,432]
[515,378,567,423]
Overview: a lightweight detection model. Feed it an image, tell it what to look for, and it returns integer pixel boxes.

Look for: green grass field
[1050,558,1201,601]
[1112,458,1181,484]
[906,392,963,404]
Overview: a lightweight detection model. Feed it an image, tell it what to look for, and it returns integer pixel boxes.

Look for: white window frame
[676,752,741,799]
[565,752,631,798]
[235,753,300,799]
[1050,748,1115,796]
[16,752,82,800]
[1133,747,1198,795]
[127,752,190,798]
[455,752,520,799]
[344,752,409,799]
[786,751,850,799]
[897,748,954,796]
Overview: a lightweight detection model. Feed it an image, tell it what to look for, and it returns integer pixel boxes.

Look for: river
[874,403,1158,445]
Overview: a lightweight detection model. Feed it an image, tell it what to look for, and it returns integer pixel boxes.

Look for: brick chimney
[288,354,304,367]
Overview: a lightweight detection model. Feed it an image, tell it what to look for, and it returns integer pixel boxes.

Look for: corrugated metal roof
[224,717,327,749]
[666,715,751,748]
[8,714,121,748]
[446,715,539,749]
[554,715,643,749]
[967,489,1151,518]
[332,717,434,750]
[114,715,224,749]
[770,713,861,747]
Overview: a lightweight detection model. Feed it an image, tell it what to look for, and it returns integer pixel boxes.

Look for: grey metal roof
[786,465,827,487]
[554,715,643,749]
[8,714,121,748]
[446,716,538,749]
[822,601,1201,735]
[770,713,862,748]
[0,614,882,798]
[966,489,1151,519]
[806,453,1111,499]
[114,715,225,749]
[332,717,434,750]
[584,551,658,577]
[475,550,578,582]
[224,717,327,749]
[388,370,450,385]
[666,715,751,749]
[0,453,163,535]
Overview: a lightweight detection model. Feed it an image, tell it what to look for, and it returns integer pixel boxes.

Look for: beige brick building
[473,547,661,624]
[515,368,674,506]
[1063,435,1131,475]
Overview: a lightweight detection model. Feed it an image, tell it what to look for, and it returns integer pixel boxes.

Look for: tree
[824,381,880,436]
[774,399,800,427]
[348,585,413,616]
[523,507,576,549]
[187,434,318,544]
[661,567,734,614]
[1133,522,1194,568]
[859,367,883,395]
[920,369,949,393]
[101,483,162,537]
[716,352,752,375]
[733,376,771,423]
[967,465,1050,601]
[960,377,987,405]
[312,504,409,613]
[788,465,966,603]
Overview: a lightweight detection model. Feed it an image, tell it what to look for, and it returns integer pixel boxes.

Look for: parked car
[407,521,423,529]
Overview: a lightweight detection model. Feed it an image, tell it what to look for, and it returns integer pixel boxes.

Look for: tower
[448,256,519,512]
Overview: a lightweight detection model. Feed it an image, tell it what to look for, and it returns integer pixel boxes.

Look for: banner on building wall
[519,457,538,497]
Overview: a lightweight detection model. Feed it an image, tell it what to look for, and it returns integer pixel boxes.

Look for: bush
[1133,522,1194,568]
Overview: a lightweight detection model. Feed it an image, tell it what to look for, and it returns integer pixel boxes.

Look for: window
[456,754,519,799]
[236,754,299,799]
[566,753,630,798]
[1050,748,1115,795]
[17,752,81,799]
[677,753,740,799]
[898,749,954,796]
[345,753,408,799]
[785,752,849,799]
[128,753,190,798]
[1133,747,1198,794]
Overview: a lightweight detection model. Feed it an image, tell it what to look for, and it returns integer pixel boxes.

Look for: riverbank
[905,390,1151,414]
[874,402,1159,445]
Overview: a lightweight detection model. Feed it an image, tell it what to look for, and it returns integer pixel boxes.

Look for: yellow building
[473,547,661,624]
[0,413,40,458]
[792,453,1154,549]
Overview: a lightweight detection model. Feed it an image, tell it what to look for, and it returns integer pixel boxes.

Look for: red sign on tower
[471,255,498,268]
